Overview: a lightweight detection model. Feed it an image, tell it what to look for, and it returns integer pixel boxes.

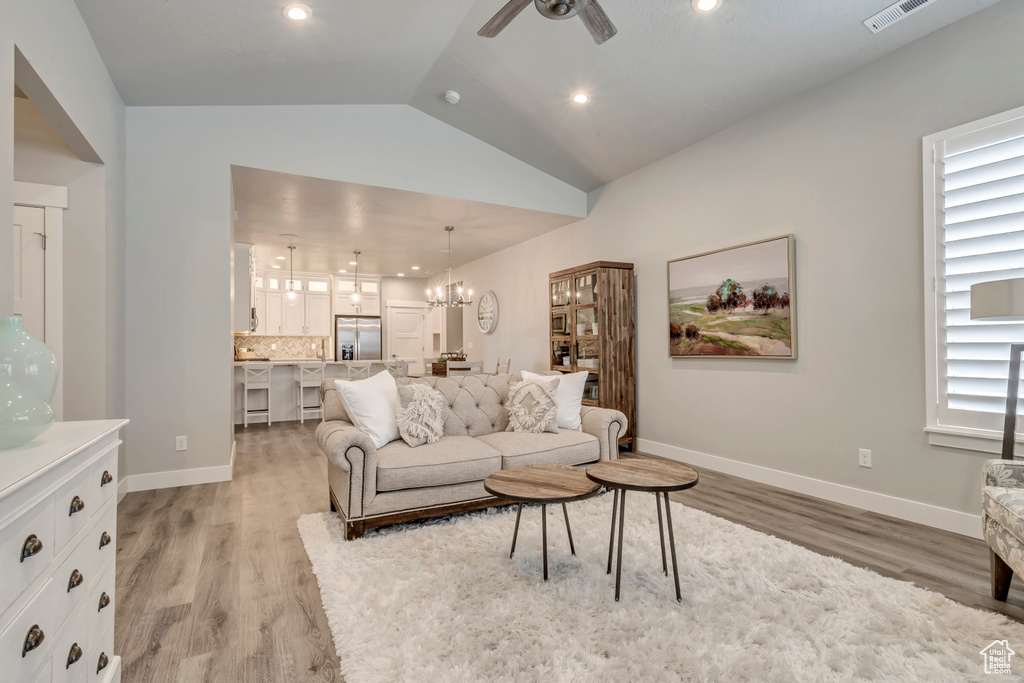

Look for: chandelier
[427,226,473,308]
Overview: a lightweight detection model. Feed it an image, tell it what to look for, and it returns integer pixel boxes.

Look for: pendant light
[426,226,473,308]
[351,251,361,304]
[286,246,297,300]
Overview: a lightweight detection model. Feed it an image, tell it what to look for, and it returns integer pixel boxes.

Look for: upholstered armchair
[982,459,1024,600]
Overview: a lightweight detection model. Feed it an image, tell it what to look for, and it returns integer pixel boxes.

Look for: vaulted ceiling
[76,0,1001,191]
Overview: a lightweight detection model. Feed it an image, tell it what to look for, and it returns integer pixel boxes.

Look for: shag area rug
[297,494,1024,682]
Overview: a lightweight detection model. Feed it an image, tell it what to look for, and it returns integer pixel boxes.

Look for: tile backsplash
[235,335,332,360]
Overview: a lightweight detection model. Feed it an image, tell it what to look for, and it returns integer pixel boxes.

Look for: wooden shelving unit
[549,261,636,448]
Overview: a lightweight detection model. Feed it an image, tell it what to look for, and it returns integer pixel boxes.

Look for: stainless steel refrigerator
[335,316,382,361]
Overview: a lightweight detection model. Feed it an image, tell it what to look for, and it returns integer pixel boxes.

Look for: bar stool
[347,361,372,380]
[496,358,512,374]
[295,362,325,424]
[243,363,272,427]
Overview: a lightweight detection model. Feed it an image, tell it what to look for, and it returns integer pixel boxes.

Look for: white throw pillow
[334,371,400,448]
[522,370,587,431]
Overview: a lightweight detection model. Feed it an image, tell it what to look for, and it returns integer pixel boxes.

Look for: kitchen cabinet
[282,293,305,335]
[266,292,283,335]
[253,289,267,335]
[333,276,381,317]
[305,294,332,336]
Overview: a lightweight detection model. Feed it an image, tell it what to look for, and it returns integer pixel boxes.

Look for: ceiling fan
[478,0,617,45]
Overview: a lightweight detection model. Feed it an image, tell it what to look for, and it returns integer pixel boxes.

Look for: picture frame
[667,235,796,359]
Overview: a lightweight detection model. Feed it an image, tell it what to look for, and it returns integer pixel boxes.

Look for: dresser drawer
[53,476,93,555]
[34,660,52,683]
[0,579,59,683]
[87,560,115,656]
[89,450,117,515]
[92,503,116,576]
[52,526,101,629]
[0,496,55,619]
[88,621,114,683]
[52,601,91,683]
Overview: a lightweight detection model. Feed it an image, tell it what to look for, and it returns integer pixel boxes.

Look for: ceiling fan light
[691,0,721,13]
[571,91,589,104]
[283,3,311,20]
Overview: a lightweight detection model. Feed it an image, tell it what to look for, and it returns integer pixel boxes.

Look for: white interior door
[386,304,427,374]
[12,206,45,340]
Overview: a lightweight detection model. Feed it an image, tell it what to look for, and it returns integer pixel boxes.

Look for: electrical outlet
[176,436,187,452]
[311,343,316,349]
[271,343,276,350]
[858,448,872,468]
[467,342,474,350]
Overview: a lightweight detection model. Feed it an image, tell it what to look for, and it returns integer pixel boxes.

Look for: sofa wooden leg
[992,549,1014,601]
[345,520,365,541]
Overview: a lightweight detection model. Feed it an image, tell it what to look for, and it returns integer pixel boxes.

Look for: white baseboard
[117,477,128,503]
[121,442,236,494]
[637,438,982,540]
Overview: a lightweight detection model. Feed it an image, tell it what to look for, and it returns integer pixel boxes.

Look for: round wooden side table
[586,459,699,601]
[484,464,602,581]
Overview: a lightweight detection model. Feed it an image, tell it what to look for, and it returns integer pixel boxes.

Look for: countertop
[233,359,365,366]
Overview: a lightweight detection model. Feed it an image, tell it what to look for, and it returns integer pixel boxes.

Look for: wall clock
[477,290,498,334]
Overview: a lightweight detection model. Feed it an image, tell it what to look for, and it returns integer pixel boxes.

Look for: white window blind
[927,107,1024,437]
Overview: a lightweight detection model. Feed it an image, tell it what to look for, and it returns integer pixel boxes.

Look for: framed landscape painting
[667,235,796,359]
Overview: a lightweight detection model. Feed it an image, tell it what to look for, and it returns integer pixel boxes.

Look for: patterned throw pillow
[505,376,560,434]
[396,383,447,448]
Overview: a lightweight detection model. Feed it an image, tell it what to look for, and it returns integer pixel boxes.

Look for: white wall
[1,1,126,469]
[457,0,1024,524]
[125,105,585,481]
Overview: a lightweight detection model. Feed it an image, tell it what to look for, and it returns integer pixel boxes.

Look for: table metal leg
[615,489,627,601]
[607,488,619,574]
[655,492,667,576]
[663,492,681,602]
[509,502,523,558]
[561,502,576,556]
[542,503,548,581]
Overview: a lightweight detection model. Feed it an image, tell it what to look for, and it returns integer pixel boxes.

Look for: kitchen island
[233,359,403,425]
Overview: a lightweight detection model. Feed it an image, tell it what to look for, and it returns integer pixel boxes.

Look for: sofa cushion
[476,429,600,469]
[983,486,1024,547]
[376,436,502,492]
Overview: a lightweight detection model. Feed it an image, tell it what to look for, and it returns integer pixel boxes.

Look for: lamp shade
[971,278,1024,321]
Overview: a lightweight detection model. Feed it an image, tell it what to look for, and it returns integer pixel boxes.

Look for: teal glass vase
[0,316,58,403]
[0,369,54,449]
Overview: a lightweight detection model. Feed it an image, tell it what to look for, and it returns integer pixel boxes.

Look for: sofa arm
[580,406,627,461]
[316,420,378,518]
[984,459,1024,488]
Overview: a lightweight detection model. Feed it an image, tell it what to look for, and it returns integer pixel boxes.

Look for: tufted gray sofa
[317,372,628,540]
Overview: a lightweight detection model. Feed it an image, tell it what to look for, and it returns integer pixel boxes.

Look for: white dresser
[0,420,127,683]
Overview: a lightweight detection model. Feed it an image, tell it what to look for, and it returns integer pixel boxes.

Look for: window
[924,104,1024,453]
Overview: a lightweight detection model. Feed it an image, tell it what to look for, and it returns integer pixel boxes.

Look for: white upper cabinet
[333,276,381,316]
[266,292,283,335]
[282,293,305,335]
[305,295,332,336]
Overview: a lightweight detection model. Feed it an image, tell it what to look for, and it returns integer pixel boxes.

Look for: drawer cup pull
[69,495,85,516]
[66,643,83,669]
[20,534,43,562]
[100,470,113,487]
[67,568,84,592]
[97,652,109,673]
[98,592,110,611]
[22,625,44,657]
[99,531,112,549]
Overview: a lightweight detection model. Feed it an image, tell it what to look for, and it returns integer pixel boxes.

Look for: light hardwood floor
[115,422,1024,681]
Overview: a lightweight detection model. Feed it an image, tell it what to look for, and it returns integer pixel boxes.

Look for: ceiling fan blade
[478,0,534,38]
[579,0,617,44]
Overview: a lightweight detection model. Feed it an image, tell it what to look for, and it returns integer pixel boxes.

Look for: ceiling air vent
[863,0,938,34]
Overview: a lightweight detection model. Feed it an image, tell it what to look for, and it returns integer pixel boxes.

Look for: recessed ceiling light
[272,265,281,269]
[283,3,311,20]
[571,91,589,104]
[338,269,347,273]
[397,273,405,277]
[691,0,722,13]
[349,261,357,265]
[276,256,286,260]
[411,266,420,270]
